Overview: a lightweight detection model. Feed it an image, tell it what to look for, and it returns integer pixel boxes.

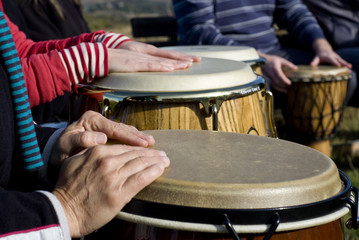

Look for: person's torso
[213,0,278,52]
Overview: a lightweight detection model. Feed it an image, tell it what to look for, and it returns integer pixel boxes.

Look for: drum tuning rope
[223,214,241,240]
[223,213,280,240]
[345,186,359,230]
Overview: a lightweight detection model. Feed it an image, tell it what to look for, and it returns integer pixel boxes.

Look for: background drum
[85,130,359,240]
[160,45,265,75]
[283,65,351,157]
[77,57,277,137]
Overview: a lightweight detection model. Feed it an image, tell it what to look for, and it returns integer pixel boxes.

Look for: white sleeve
[38,191,71,240]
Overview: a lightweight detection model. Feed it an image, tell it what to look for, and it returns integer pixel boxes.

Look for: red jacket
[0,1,130,107]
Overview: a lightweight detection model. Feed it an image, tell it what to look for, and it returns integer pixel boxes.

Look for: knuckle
[138,156,150,166]
[89,145,107,157]
[136,173,148,187]
[79,131,93,145]
[99,156,117,171]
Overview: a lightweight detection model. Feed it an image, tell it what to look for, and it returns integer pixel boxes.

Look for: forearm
[312,38,334,54]
[276,0,325,48]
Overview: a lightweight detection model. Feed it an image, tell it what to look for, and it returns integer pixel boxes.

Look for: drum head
[135,130,342,209]
[93,58,257,92]
[161,45,260,62]
[283,65,351,82]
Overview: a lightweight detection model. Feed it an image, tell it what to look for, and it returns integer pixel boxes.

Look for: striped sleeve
[276,0,325,47]
[94,32,132,49]
[58,42,108,85]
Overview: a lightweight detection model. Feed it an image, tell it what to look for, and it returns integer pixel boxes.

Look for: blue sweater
[173,0,325,53]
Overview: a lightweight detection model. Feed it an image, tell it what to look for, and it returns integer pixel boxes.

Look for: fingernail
[161,156,170,166]
[96,133,107,144]
[164,66,174,71]
[158,150,167,157]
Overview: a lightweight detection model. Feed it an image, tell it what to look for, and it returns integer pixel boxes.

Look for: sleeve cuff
[39,128,65,179]
[37,191,71,240]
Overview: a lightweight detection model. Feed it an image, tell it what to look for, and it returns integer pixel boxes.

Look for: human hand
[51,111,155,167]
[108,48,195,72]
[259,52,297,93]
[311,38,352,68]
[119,41,201,63]
[52,144,170,237]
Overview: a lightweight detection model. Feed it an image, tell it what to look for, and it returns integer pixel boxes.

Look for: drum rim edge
[116,206,349,234]
[119,171,352,230]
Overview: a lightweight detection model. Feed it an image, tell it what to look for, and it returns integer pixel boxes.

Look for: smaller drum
[77,57,276,137]
[283,65,351,156]
[85,130,359,240]
[161,45,265,74]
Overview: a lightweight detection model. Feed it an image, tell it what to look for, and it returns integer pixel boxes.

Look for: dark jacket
[0,61,59,236]
[2,0,90,124]
[303,0,359,49]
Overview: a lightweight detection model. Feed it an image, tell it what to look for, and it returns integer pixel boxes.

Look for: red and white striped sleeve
[57,32,132,86]
[94,32,133,48]
[58,42,108,85]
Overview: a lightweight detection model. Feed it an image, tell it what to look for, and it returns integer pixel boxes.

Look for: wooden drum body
[78,58,276,137]
[283,65,351,156]
[85,130,359,240]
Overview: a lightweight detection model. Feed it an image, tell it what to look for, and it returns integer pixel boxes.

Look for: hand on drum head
[51,111,156,167]
[259,52,298,93]
[52,144,170,238]
[119,41,201,63]
[311,38,352,68]
[108,42,200,72]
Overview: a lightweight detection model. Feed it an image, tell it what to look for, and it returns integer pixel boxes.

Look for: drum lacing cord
[223,213,280,240]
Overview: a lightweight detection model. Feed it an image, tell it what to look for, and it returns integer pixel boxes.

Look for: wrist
[313,38,333,53]
[52,189,81,238]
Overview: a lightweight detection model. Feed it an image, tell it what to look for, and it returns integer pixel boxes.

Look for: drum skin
[84,131,349,240]
[160,45,265,75]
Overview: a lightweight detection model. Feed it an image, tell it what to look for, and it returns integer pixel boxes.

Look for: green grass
[331,107,359,239]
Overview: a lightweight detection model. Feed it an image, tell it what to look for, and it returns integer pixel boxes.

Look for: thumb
[68,131,108,151]
[310,56,320,67]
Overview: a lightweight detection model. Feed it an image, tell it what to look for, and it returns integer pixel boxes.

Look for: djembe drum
[85,130,359,240]
[283,65,351,156]
[77,57,276,137]
[159,45,276,137]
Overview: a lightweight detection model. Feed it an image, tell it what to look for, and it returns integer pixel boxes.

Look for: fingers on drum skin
[120,150,169,176]
[110,123,155,147]
[92,146,168,174]
[97,150,169,204]
[121,162,168,203]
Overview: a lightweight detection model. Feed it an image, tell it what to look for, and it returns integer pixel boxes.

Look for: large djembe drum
[77,57,276,137]
[283,65,351,156]
[85,130,359,240]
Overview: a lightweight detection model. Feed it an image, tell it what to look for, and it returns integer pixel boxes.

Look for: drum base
[84,218,344,240]
[306,139,331,157]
